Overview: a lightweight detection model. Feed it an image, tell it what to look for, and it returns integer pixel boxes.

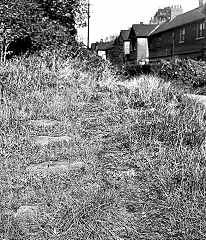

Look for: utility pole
[202,3,206,60]
[87,1,90,49]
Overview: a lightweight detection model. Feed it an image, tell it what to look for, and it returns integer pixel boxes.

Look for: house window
[180,28,185,42]
[197,22,205,38]
[157,35,162,47]
[124,41,130,54]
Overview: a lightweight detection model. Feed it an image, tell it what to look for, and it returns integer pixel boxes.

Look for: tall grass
[1,50,206,239]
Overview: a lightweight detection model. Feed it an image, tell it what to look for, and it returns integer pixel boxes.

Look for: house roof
[131,24,158,37]
[96,41,113,51]
[151,5,205,35]
[120,30,130,41]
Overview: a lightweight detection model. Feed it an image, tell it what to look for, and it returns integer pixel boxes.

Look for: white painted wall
[136,38,149,63]
[98,50,106,60]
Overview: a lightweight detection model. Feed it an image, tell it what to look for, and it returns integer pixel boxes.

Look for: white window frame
[197,22,205,39]
[179,28,185,43]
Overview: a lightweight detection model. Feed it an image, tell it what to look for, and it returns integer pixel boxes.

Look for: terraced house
[128,23,158,65]
[148,0,206,62]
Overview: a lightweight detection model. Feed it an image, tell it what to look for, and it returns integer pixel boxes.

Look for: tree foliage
[153,7,171,22]
[39,0,88,28]
[0,0,87,61]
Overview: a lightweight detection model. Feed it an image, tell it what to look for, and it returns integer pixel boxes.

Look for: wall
[137,38,149,63]
[98,50,106,60]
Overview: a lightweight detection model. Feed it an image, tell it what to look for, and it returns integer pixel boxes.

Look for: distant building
[128,23,158,65]
[91,30,130,66]
[91,41,113,60]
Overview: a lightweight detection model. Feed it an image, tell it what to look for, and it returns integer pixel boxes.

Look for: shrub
[122,64,151,77]
[151,59,206,88]
[0,0,87,61]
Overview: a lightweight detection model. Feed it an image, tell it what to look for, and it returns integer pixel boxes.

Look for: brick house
[148,1,206,62]
[128,23,158,65]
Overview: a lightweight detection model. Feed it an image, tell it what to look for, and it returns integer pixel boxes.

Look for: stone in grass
[26,161,85,174]
[81,182,100,195]
[14,205,38,219]
[28,119,59,128]
[13,205,39,235]
[32,135,71,146]
[185,93,206,107]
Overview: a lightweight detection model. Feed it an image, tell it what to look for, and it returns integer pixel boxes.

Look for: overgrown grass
[1,50,206,239]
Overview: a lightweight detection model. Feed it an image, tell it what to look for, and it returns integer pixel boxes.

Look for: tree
[0,0,87,62]
[0,0,37,61]
[153,7,171,23]
[39,0,88,29]
[104,34,118,42]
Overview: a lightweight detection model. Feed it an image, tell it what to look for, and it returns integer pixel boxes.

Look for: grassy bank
[1,51,206,239]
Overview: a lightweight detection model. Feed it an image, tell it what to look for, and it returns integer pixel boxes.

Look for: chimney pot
[170,4,183,20]
[199,0,206,7]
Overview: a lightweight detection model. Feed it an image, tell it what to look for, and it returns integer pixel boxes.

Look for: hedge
[151,59,206,88]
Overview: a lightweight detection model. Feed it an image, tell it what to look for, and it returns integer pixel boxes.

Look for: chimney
[171,5,183,20]
[199,0,206,7]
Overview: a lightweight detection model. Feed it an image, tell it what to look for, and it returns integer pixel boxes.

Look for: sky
[77,0,199,46]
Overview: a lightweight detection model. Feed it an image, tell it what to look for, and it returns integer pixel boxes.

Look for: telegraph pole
[202,3,206,60]
[87,1,90,49]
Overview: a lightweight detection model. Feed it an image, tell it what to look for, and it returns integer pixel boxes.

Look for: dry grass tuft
[0,51,206,239]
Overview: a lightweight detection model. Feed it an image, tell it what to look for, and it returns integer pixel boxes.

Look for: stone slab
[28,119,59,127]
[32,135,71,146]
[26,161,85,173]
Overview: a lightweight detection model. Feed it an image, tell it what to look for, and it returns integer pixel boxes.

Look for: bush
[151,59,206,88]
[122,64,151,77]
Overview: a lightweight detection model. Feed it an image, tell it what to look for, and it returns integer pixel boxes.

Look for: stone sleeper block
[28,119,59,127]
[26,161,85,173]
[32,135,71,146]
